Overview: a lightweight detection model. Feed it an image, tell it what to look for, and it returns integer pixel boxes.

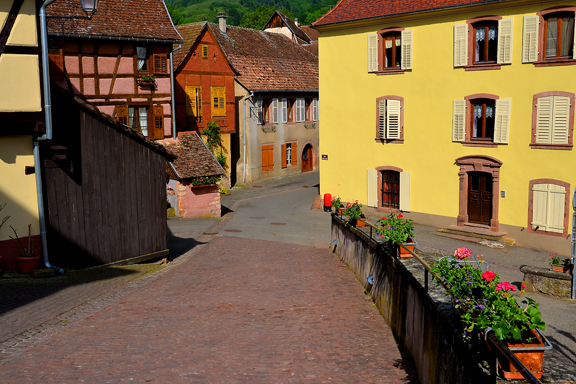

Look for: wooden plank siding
[42,91,169,268]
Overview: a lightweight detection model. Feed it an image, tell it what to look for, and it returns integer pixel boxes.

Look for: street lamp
[80,0,99,19]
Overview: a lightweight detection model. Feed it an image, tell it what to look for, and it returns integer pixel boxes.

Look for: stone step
[438,225,515,247]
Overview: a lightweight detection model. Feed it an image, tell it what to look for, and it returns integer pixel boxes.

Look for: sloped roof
[46,0,181,42]
[208,23,318,92]
[300,26,319,42]
[302,44,318,57]
[313,0,507,27]
[173,22,207,69]
[263,11,312,44]
[160,133,224,179]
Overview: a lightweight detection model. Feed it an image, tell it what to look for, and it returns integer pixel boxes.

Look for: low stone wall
[176,182,221,218]
[521,265,572,298]
[331,215,488,384]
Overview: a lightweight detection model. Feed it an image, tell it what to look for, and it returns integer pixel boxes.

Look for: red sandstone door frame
[456,155,502,232]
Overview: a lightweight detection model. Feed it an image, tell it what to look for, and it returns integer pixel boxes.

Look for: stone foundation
[521,265,572,298]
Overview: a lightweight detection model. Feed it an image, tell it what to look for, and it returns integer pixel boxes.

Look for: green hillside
[166,0,334,28]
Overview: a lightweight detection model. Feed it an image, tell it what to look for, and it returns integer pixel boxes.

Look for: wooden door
[468,172,492,225]
[301,144,313,173]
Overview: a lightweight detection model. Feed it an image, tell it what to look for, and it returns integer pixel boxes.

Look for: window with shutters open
[528,179,570,236]
[312,98,318,122]
[296,98,305,123]
[456,16,513,69]
[524,7,576,66]
[376,96,404,143]
[281,98,288,123]
[281,142,297,168]
[256,99,263,125]
[367,28,413,74]
[374,166,411,212]
[186,86,202,119]
[272,98,279,124]
[531,91,575,149]
[453,94,511,147]
[116,104,163,139]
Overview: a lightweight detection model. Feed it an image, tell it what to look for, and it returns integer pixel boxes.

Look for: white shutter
[454,23,468,67]
[548,184,566,233]
[272,98,278,124]
[256,99,263,124]
[497,18,514,64]
[378,100,386,139]
[494,98,511,144]
[401,29,413,70]
[312,98,318,122]
[386,100,401,139]
[281,98,287,123]
[532,183,548,229]
[535,96,553,144]
[522,15,539,63]
[367,169,378,207]
[452,99,466,142]
[399,172,411,212]
[551,96,570,144]
[368,34,378,72]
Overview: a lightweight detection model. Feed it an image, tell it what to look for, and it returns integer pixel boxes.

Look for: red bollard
[323,193,332,212]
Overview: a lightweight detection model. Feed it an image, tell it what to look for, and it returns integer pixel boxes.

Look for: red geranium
[481,270,496,282]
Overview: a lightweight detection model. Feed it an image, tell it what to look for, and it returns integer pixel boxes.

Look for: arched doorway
[467,171,493,226]
[301,143,314,173]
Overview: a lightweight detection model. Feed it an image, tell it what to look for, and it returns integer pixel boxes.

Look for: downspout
[34,0,65,274]
[170,44,182,139]
[242,92,254,184]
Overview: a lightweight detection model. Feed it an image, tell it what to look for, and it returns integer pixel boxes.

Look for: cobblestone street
[0,236,418,383]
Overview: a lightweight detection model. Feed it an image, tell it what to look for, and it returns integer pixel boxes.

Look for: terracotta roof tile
[160,133,224,179]
[173,22,207,69]
[273,11,312,44]
[46,0,181,42]
[302,43,318,57]
[313,0,508,27]
[208,23,318,92]
[300,26,319,42]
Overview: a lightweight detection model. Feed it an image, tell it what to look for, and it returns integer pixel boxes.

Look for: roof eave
[48,32,182,44]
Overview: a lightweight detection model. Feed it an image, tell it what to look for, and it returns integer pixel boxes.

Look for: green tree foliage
[167,3,185,25]
[239,5,274,29]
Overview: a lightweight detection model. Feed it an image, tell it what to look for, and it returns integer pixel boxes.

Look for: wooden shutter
[202,45,208,58]
[197,87,202,117]
[115,104,129,125]
[185,86,197,117]
[312,98,318,122]
[494,98,512,144]
[548,184,566,233]
[151,105,164,139]
[531,183,548,229]
[452,100,466,142]
[386,100,401,139]
[497,18,514,64]
[399,172,411,212]
[378,100,386,139]
[268,145,274,171]
[281,144,287,168]
[48,48,64,79]
[261,145,273,171]
[367,169,378,207]
[368,34,378,72]
[552,96,570,144]
[272,99,279,124]
[454,24,468,67]
[219,87,225,117]
[523,15,539,63]
[153,54,168,74]
[291,142,297,166]
[535,96,553,144]
[282,98,288,123]
[401,29,413,70]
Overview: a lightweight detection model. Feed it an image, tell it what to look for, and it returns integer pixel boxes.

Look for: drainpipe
[242,92,254,184]
[170,44,182,139]
[33,0,65,274]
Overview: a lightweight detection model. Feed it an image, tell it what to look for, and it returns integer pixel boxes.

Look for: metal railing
[333,213,549,384]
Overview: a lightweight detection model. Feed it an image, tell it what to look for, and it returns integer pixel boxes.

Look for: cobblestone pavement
[0,236,418,383]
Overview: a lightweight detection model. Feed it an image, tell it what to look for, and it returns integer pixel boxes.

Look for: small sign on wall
[322,154,328,160]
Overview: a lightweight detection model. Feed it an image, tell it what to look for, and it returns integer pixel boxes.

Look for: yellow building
[0,0,43,270]
[314,0,576,255]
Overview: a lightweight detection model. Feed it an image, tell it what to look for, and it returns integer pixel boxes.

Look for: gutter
[48,33,181,44]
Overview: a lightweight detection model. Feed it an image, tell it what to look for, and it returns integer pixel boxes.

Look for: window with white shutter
[461,16,513,68]
[368,34,378,72]
[312,98,318,122]
[529,180,570,235]
[369,28,413,74]
[376,97,404,142]
[272,98,278,124]
[532,92,575,148]
[282,98,288,123]
[454,23,468,67]
[522,15,539,63]
[454,94,512,146]
[497,18,514,64]
[296,98,305,123]
[452,100,466,142]
[256,99,263,125]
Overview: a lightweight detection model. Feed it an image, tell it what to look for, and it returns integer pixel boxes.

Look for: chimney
[294,18,300,27]
[218,12,227,33]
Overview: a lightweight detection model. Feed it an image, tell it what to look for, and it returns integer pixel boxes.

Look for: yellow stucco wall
[0,54,42,112]
[6,0,37,46]
[0,136,40,242]
[319,2,576,240]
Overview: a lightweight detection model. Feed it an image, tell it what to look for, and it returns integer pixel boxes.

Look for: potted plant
[0,203,10,272]
[549,253,573,273]
[189,175,220,188]
[431,248,549,379]
[331,196,344,214]
[343,201,364,227]
[167,185,175,195]
[9,224,40,274]
[375,212,416,257]
[137,73,156,86]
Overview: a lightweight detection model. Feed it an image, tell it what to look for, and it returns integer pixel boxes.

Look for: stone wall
[521,265,572,298]
[331,215,488,384]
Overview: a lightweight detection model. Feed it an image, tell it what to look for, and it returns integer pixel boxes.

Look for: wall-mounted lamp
[48,0,99,20]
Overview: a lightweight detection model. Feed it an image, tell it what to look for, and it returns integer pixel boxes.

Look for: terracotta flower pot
[398,237,417,258]
[496,329,546,379]
[550,265,573,273]
[17,255,40,274]
[355,219,365,227]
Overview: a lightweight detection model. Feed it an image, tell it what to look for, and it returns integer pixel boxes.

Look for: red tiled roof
[160,133,224,179]
[302,44,318,57]
[313,0,508,27]
[208,23,318,92]
[173,22,207,69]
[46,0,181,42]
[300,26,319,42]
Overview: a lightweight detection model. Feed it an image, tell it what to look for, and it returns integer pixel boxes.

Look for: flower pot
[495,329,547,379]
[167,190,175,195]
[336,208,345,215]
[17,255,40,274]
[550,265,573,273]
[355,219,365,227]
[136,79,156,87]
[398,238,417,258]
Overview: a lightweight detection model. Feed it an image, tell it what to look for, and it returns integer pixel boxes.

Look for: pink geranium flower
[454,247,472,260]
[495,282,516,292]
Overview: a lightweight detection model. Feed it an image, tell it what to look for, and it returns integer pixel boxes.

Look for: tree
[239,5,274,29]
[304,6,330,25]
[167,3,185,26]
